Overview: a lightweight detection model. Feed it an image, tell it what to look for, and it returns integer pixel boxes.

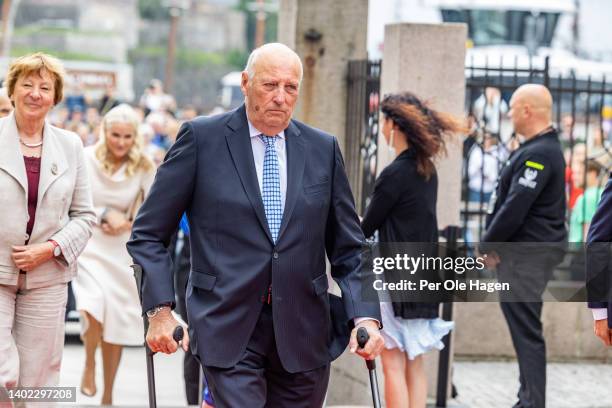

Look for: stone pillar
[278,0,368,151]
[378,22,468,402]
[378,22,467,229]
[278,2,377,405]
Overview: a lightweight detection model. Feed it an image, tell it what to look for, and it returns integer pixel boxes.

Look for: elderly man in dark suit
[587,174,612,346]
[127,43,383,407]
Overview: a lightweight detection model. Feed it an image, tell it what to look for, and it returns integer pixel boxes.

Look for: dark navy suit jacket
[127,105,380,373]
[586,176,612,328]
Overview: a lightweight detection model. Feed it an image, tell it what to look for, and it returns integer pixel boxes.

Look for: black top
[362,149,438,242]
[484,129,566,243]
[361,148,440,319]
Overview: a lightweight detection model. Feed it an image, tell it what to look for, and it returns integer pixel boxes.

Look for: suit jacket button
[273,252,279,259]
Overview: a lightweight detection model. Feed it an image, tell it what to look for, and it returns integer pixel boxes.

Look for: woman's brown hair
[381,92,465,179]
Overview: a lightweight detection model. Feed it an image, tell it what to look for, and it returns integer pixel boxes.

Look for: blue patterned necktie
[259,135,283,242]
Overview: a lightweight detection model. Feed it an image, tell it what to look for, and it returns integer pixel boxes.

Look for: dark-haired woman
[361,92,462,408]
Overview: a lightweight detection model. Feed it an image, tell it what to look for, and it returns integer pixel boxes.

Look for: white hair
[244,43,304,83]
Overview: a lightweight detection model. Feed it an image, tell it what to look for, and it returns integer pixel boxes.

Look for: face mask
[387,128,396,159]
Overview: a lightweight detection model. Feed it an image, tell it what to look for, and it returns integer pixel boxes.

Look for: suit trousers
[202,304,330,408]
[0,274,67,407]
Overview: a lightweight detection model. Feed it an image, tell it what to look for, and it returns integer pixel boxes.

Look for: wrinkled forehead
[253,53,302,82]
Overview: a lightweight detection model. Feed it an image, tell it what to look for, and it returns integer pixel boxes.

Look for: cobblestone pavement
[452,360,612,408]
[59,340,612,407]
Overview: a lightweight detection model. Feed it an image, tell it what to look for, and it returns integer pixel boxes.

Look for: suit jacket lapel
[277,120,304,242]
[38,122,68,205]
[0,113,27,192]
[225,105,274,243]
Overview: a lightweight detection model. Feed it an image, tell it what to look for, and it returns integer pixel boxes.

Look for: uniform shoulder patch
[525,160,544,170]
[518,167,539,188]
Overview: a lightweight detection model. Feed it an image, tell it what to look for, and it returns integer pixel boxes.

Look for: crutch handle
[356,326,369,348]
[356,327,376,370]
[148,326,185,356]
[173,325,184,342]
[356,327,382,408]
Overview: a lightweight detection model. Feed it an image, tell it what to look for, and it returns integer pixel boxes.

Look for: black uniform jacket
[484,129,566,243]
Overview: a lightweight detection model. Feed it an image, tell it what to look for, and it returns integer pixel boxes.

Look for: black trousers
[500,301,546,408]
[498,253,556,408]
[202,304,330,408]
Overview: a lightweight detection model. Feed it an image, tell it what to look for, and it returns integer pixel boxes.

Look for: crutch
[133,264,184,408]
[357,327,382,408]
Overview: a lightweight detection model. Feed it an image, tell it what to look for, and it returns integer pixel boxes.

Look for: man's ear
[521,104,530,118]
[240,71,249,96]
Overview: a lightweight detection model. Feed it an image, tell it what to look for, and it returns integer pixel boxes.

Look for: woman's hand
[101,219,132,236]
[12,242,55,271]
[101,209,133,235]
[102,209,127,230]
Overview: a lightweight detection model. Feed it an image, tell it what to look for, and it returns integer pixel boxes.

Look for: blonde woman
[72,104,155,405]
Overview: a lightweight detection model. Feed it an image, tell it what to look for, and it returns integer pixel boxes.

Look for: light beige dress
[72,146,155,345]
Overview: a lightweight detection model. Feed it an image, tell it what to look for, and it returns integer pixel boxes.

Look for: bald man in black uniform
[482,84,566,408]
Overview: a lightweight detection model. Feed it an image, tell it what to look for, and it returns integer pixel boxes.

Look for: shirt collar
[247,119,286,140]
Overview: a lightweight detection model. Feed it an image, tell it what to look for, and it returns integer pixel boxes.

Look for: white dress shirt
[592,308,608,320]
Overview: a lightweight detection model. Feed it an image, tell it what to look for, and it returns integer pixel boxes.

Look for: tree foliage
[138,0,170,20]
[235,0,278,50]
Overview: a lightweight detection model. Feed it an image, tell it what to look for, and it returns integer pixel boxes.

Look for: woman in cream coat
[72,104,155,405]
[0,53,95,392]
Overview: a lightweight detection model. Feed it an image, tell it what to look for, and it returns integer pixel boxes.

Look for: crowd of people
[0,47,609,408]
[43,80,202,168]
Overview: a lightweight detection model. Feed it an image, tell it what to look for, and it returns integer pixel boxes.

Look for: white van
[220,71,244,110]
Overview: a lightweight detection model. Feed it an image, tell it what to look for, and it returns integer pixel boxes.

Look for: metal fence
[345,57,612,242]
[344,56,612,407]
[345,59,381,215]
[464,56,612,243]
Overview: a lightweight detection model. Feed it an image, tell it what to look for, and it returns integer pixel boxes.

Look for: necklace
[19,138,43,148]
